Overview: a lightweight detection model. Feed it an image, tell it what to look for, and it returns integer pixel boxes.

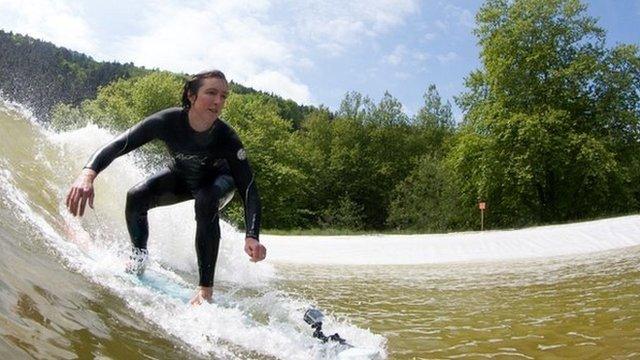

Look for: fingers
[68,188,78,216]
[79,191,87,217]
[245,238,266,262]
[250,244,266,262]
[79,187,93,216]
[66,186,93,217]
[190,295,202,306]
[67,187,77,213]
[65,188,72,208]
[246,243,256,262]
[190,289,213,306]
[189,292,202,305]
[72,188,83,216]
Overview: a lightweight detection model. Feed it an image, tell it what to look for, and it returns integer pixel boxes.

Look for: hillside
[0,30,314,125]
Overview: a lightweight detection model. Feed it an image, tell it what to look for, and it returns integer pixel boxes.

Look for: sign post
[478,201,486,231]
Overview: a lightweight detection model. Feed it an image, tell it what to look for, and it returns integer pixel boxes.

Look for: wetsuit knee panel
[126,183,151,210]
[193,175,235,220]
[194,188,220,221]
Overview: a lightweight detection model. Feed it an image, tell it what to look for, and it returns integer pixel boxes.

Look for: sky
[1,0,638,119]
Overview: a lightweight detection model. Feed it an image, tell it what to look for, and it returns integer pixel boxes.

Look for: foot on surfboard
[125,247,148,276]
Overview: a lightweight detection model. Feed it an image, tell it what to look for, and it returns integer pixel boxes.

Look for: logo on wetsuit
[237,148,247,161]
[175,152,208,165]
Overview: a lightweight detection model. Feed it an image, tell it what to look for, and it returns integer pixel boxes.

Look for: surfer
[65,70,266,305]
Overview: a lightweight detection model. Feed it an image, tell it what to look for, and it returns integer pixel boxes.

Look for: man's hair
[181,70,228,109]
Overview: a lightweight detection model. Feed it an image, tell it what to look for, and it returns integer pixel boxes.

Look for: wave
[0,99,386,359]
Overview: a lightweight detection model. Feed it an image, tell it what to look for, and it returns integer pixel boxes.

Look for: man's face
[190,77,229,119]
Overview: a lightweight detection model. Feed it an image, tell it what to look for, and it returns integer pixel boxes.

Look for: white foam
[264,215,640,265]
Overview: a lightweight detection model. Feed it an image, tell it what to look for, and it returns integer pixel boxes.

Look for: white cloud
[111,0,315,104]
[430,4,474,36]
[116,2,283,72]
[384,47,434,70]
[384,45,406,66]
[296,57,315,70]
[413,52,431,62]
[290,0,419,56]
[245,70,312,104]
[423,32,437,41]
[394,71,411,80]
[112,0,418,102]
[435,20,448,32]
[437,51,459,63]
[445,4,475,29]
[0,0,97,55]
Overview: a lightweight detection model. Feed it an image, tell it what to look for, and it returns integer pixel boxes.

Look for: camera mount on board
[304,308,349,345]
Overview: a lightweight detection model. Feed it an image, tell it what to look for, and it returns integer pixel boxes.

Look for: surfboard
[129,268,381,359]
[338,347,382,360]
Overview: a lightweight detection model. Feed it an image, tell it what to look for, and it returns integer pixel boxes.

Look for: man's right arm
[67,109,174,217]
[84,112,165,173]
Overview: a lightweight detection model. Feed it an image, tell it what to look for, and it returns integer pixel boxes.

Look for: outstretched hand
[66,169,97,217]
[244,237,266,262]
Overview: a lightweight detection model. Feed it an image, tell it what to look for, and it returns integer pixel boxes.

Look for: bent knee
[126,184,150,211]
[194,189,221,221]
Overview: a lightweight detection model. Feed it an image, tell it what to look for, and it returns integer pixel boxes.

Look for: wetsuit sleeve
[84,113,163,173]
[224,130,262,240]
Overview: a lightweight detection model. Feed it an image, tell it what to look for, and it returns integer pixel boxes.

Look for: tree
[414,84,456,158]
[295,108,337,224]
[222,93,310,229]
[387,154,465,231]
[387,85,461,231]
[453,0,640,226]
[337,91,375,123]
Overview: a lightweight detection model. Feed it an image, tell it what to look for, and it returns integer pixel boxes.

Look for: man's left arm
[224,131,265,262]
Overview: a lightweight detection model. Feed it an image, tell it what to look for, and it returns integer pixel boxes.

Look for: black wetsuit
[84,107,261,287]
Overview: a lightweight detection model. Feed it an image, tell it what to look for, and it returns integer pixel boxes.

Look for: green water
[276,250,640,359]
[0,210,201,359]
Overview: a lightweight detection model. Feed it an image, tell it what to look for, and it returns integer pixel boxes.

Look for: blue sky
[1,0,638,119]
